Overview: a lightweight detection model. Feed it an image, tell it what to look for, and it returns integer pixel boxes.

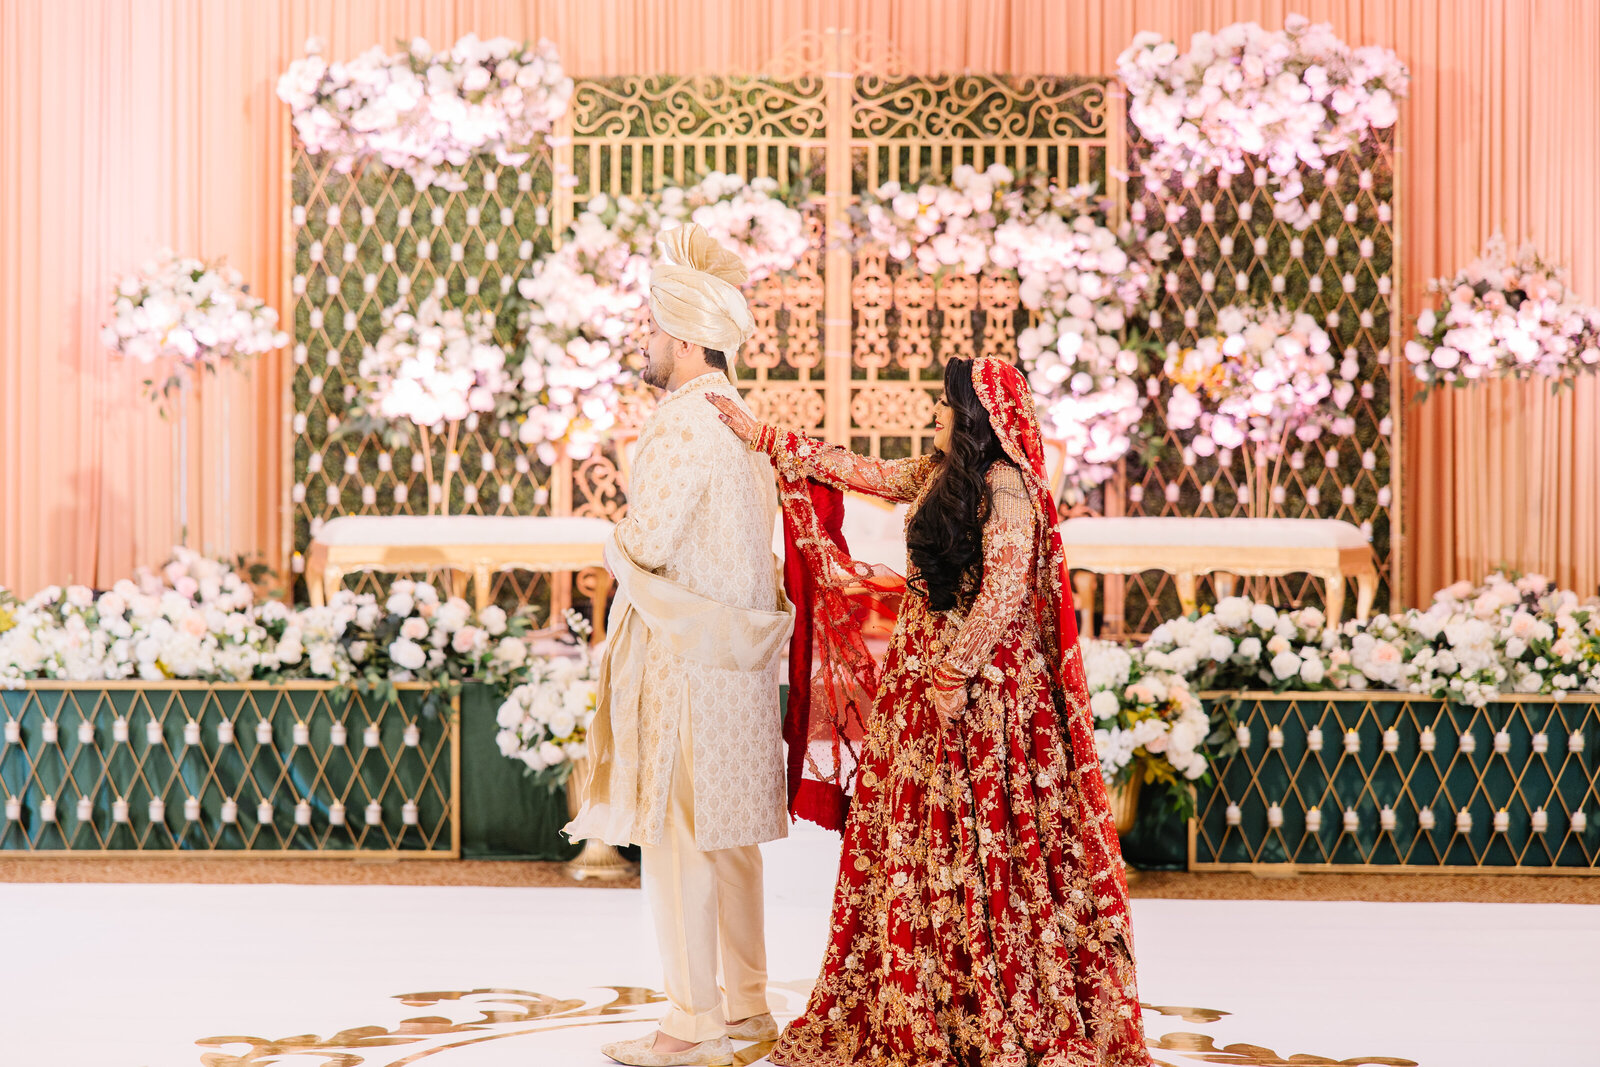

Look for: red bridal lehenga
[760,358,1151,1067]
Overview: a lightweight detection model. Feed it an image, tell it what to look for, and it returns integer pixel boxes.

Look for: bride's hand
[706,393,759,444]
[849,561,903,586]
[932,683,965,731]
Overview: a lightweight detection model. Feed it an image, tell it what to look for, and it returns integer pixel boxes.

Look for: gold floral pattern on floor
[195,991,1415,1067]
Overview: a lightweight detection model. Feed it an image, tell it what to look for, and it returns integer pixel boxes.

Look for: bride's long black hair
[906,358,1014,612]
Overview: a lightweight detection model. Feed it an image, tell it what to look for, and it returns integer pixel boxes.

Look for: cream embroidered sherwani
[566,370,792,1044]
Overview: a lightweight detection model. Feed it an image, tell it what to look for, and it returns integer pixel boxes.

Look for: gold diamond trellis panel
[286,149,576,615]
[1193,693,1600,874]
[1105,128,1401,636]
[0,683,457,856]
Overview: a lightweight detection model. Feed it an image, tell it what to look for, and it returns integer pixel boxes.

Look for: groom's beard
[641,348,673,390]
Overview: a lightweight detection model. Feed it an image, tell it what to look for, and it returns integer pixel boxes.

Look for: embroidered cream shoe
[599,1034,734,1066]
[725,1013,780,1042]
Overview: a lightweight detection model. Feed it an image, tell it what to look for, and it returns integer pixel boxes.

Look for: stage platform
[4,824,1594,1067]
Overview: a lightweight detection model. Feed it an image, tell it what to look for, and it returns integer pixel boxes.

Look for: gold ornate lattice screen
[284,30,1399,632]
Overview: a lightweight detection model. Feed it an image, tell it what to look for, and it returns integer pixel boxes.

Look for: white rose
[386,593,415,617]
[520,748,548,772]
[389,638,426,670]
[549,708,577,739]
[348,640,369,663]
[1270,650,1302,680]
[539,740,565,766]
[400,617,429,641]
[494,637,528,668]
[1236,637,1262,661]
[1089,690,1120,721]
[1250,603,1279,630]
[1299,656,1326,685]
[1213,597,1252,629]
[479,605,508,636]
[309,646,336,676]
[496,696,525,728]
[496,729,522,757]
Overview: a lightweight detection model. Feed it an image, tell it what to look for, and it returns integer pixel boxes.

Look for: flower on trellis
[855,168,1171,496]
[102,250,288,410]
[1162,303,1351,459]
[355,295,513,432]
[512,172,809,463]
[276,34,573,192]
[1404,233,1600,393]
[1118,15,1408,223]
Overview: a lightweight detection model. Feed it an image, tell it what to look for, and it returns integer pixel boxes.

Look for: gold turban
[649,224,755,374]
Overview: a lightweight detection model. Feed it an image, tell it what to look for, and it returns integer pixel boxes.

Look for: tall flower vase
[562,754,636,882]
[1106,775,1143,886]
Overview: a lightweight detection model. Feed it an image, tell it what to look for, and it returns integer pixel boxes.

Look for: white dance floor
[2,825,1594,1067]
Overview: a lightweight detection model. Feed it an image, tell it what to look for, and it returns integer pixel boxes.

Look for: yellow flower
[0,606,14,635]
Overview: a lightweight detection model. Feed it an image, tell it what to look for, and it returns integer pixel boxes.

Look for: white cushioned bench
[1058,516,1379,636]
[305,515,615,634]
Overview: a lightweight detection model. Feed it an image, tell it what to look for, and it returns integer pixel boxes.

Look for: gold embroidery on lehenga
[763,428,1151,1067]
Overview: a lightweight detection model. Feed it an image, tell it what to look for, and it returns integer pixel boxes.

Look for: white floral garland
[1405,233,1600,392]
[1119,16,1408,217]
[512,171,809,463]
[277,35,573,191]
[1162,303,1352,457]
[855,167,1170,495]
[102,250,287,406]
[0,555,540,692]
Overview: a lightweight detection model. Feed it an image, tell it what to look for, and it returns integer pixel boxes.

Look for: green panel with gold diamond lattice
[1194,693,1600,872]
[288,148,591,616]
[0,683,456,855]
[1101,127,1399,636]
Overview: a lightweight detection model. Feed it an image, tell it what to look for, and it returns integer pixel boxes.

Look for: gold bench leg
[1071,571,1097,640]
[1355,567,1378,622]
[473,565,493,612]
[1324,573,1347,629]
[1175,572,1198,618]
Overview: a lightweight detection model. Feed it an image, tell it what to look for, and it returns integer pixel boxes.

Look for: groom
[565,224,794,1067]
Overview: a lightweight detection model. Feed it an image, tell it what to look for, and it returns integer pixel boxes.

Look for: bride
[707,357,1151,1067]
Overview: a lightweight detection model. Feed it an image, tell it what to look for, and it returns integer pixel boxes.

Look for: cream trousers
[641,699,771,1043]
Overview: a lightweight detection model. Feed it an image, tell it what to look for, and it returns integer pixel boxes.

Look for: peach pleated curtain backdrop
[3,0,1598,603]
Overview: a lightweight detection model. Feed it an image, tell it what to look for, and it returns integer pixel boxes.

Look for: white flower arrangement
[0,557,546,697]
[355,295,513,430]
[512,172,808,463]
[493,612,598,790]
[1404,233,1600,392]
[1083,639,1213,798]
[1118,15,1408,221]
[855,169,1170,494]
[102,250,288,407]
[1162,303,1351,458]
[277,35,573,192]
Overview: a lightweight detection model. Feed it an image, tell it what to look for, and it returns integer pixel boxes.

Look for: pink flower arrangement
[356,295,512,430]
[102,250,288,406]
[1118,16,1408,218]
[1405,233,1600,391]
[277,35,573,191]
[1163,304,1351,456]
